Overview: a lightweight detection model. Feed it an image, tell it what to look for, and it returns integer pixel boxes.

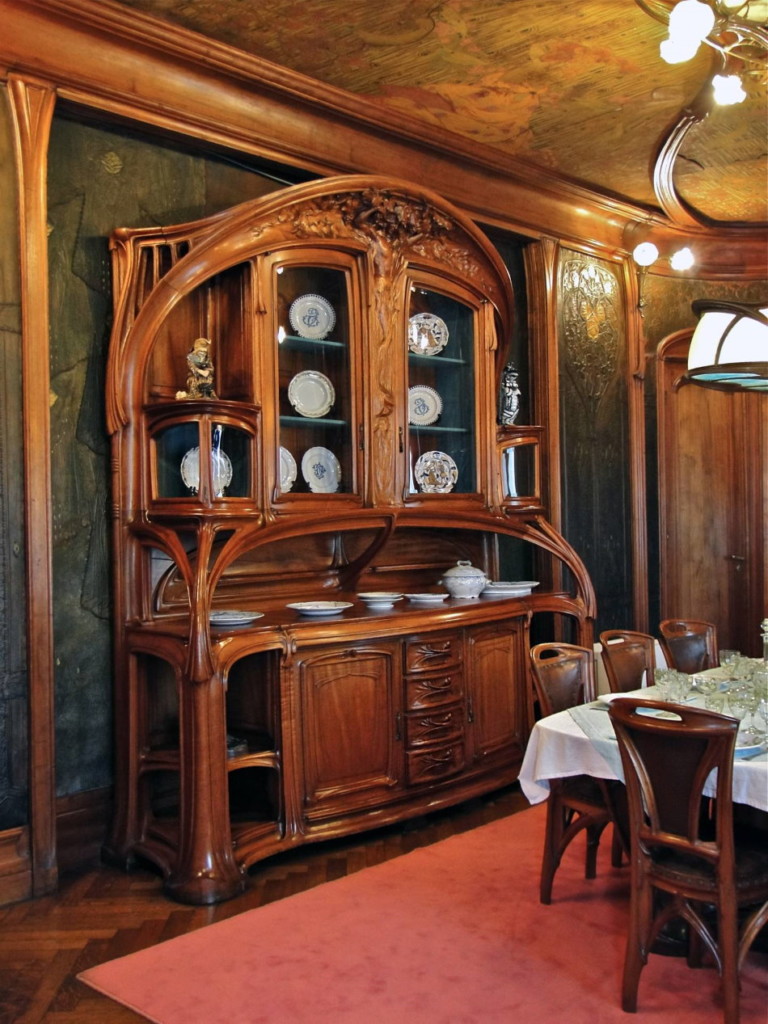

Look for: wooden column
[7,74,58,897]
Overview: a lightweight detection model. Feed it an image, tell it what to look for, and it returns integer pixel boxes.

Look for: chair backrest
[530,642,596,716]
[658,618,718,674]
[599,630,656,693]
[608,699,737,871]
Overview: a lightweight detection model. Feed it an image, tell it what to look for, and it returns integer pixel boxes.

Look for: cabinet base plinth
[164,869,246,906]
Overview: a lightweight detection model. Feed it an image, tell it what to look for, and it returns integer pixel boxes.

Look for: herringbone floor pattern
[0,786,529,1023]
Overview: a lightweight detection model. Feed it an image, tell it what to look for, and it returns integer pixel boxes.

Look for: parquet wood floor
[0,785,529,1023]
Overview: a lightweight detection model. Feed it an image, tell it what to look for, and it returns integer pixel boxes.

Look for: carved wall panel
[557,252,631,633]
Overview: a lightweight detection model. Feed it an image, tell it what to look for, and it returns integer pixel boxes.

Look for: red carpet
[79,805,767,1023]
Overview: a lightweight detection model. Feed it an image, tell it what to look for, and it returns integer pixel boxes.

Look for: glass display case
[275,264,354,496]
[407,285,476,496]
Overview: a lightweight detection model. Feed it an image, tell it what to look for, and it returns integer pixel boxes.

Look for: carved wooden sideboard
[103,174,595,903]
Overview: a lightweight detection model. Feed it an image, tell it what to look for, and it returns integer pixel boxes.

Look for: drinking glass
[653,669,674,701]
[692,673,718,699]
[719,649,739,668]
[727,686,753,740]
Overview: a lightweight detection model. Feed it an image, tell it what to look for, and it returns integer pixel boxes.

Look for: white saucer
[287,601,353,616]
[210,610,264,627]
[405,593,449,605]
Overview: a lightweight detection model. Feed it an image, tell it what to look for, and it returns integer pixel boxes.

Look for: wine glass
[693,672,718,696]
[718,649,739,669]
[727,686,754,742]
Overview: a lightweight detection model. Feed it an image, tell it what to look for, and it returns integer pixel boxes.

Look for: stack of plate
[481,581,540,598]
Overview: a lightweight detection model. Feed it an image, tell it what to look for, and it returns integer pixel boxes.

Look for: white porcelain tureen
[441,560,487,599]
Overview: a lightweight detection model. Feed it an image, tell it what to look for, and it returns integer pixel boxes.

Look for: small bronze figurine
[176,338,217,400]
[499,361,521,426]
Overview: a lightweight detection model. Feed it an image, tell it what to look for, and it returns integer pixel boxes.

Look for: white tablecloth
[519,694,768,814]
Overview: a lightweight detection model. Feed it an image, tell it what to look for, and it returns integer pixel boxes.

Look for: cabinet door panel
[467,623,525,761]
[299,646,400,813]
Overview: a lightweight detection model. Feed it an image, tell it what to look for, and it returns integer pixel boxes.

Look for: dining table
[518,685,768,814]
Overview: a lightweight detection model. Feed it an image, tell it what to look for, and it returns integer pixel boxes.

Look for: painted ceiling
[112,0,767,225]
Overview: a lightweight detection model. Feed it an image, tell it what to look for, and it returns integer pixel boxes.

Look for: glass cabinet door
[275,266,353,496]
[407,286,476,496]
[153,420,252,501]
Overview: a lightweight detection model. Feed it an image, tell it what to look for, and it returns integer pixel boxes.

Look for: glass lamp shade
[685,300,768,391]
[632,242,659,267]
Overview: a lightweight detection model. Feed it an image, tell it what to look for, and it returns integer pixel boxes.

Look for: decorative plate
[414,450,458,493]
[408,385,443,426]
[408,313,449,356]
[405,593,449,604]
[280,446,297,492]
[288,370,335,418]
[735,741,767,759]
[180,446,233,496]
[301,446,342,493]
[287,601,353,616]
[210,610,264,627]
[288,294,336,339]
[358,592,403,609]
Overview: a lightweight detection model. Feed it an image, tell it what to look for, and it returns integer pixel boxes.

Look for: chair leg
[610,825,624,868]
[584,822,604,879]
[540,795,564,905]
[718,901,741,1024]
[622,872,652,1013]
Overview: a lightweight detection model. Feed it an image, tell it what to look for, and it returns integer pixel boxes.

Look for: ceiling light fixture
[655,0,768,70]
[684,299,768,390]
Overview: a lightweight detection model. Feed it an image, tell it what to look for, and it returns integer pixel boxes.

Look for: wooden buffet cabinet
[103,174,594,904]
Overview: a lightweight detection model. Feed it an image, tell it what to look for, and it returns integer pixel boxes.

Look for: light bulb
[670,247,695,271]
[633,242,660,267]
[668,0,716,42]
[712,73,747,104]
[660,36,701,63]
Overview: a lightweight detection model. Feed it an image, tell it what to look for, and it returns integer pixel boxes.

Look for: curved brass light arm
[635,0,768,228]
[652,67,719,226]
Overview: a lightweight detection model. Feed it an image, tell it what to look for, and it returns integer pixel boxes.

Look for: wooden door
[466,619,527,762]
[297,643,402,819]
[657,334,767,656]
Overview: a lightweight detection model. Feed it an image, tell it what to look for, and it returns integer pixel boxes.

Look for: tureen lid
[442,560,486,579]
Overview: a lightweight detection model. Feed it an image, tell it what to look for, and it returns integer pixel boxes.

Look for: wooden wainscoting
[0,787,112,908]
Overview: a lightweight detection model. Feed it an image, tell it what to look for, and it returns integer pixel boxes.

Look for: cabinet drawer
[404,668,463,709]
[405,742,465,785]
[404,634,461,673]
[404,702,464,748]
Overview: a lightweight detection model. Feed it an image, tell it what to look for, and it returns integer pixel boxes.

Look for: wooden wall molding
[1,0,765,276]
[6,74,58,899]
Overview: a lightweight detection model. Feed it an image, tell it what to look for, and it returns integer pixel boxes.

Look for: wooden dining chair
[599,629,656,693]
[529,643,622,904]
[658,618,718,674]
[608,698,768,1024]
